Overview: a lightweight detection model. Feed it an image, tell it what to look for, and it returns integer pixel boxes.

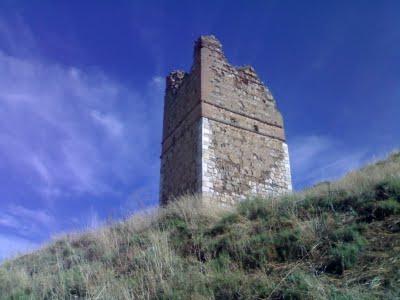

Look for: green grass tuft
[1,152,400,299]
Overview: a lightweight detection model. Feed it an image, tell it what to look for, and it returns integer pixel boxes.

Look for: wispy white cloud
[0,39,165,259]
[0,233,39,262]
[0,205,55,234]
[0,205,54,260]
[289,135,368,189]
[150,76,164,89]
[0,50,164,200]
[290,135,333,174]
[91,110,124,137]
[0,49,164,258]
[0,17,166,261]
[9,205,55,226]
[0,214,19,228]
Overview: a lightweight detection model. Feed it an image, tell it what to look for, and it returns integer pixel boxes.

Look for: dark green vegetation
[1,153,400,299]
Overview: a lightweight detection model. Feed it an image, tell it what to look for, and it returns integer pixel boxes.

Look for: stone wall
[160,58,202,204]
[160,35,292,205]
[160,117,201,205]
[201,117,292,204]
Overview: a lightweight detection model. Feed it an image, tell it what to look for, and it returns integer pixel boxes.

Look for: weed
[0,152,399,299]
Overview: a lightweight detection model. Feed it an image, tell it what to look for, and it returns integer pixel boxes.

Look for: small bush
[329,225,365,243]
[0,152,399,299]
[359,197,400,221]
[238,231,273,269]
[276,270,327,299]
[376,198,400,217]
[374,179,400,201]
[211,271,272,300]
[274,228,308,262]
[237,197,271,220]
[326,227,366,274]
[210,212,241,235]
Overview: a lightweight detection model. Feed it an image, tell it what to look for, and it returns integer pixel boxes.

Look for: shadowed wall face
[160,35,292,205]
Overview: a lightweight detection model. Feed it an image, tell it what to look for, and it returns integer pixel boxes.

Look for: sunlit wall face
[0,1,399,260]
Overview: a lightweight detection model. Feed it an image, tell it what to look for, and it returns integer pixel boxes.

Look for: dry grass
[0,153,399,299]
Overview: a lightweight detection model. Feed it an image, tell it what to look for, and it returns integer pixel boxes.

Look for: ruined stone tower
[160,35,292,205]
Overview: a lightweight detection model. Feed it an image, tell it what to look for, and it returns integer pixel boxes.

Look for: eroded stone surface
[160,35,292,205]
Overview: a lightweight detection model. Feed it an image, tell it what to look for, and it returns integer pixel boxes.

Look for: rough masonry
[160,35,292,205]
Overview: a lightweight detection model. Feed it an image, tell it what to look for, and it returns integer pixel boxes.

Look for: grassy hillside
[1,153,400,299]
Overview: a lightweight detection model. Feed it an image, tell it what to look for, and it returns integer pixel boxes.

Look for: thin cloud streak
[0,233,39,261]
[0,50,163,201]
[0,205,55,241]
[288,135,388,189]
[0,46,164,259]
[91,110,124,137]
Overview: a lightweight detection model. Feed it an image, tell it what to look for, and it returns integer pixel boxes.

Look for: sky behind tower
[0,1,399,260]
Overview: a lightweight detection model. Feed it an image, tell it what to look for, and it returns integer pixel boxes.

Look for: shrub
[276,270,327,299]
[274,228,308,262]
[376,198,400,217]
[374,179,400,201]
[359,197,400,221]
[210,212,241,235]
[237,197,271,220]
[1,152,399,299]
[211,271,272,300]
[326,227,366,274]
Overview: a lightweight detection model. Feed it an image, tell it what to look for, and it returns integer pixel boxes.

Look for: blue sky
[0,1,399,260]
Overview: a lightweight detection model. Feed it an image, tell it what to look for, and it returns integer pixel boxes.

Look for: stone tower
[160,35,292,205]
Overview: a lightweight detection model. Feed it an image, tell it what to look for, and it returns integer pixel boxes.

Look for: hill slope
[1,153,400,299]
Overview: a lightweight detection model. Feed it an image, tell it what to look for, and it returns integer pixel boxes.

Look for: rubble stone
[160,35,292,205]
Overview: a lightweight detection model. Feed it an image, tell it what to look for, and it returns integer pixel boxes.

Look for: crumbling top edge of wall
[165,35,272,103]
